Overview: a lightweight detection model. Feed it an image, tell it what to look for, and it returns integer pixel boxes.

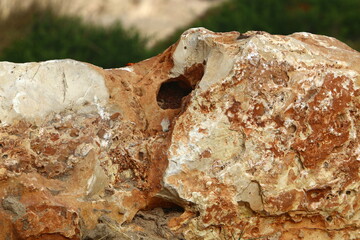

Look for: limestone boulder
[0,28,359,239]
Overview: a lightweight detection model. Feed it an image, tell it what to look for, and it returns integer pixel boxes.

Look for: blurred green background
[0,0,359,68]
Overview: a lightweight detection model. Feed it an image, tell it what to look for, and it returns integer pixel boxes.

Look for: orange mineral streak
[1,28,360,239]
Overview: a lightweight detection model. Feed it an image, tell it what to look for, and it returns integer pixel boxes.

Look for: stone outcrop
[0,28,359,239]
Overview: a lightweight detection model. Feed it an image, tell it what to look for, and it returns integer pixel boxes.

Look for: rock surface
[0,28,360,239]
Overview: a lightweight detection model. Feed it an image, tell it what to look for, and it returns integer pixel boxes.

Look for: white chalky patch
[0,59,109,124]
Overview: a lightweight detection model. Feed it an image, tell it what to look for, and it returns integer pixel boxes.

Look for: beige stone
[0,28,359,239]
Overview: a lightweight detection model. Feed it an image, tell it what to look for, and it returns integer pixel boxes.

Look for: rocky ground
[0,28,359,239]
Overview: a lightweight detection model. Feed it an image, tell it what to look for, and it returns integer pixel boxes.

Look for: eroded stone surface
[162,29,360,240]
[0,28,359,239]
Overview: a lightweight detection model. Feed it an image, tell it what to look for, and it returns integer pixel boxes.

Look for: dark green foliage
[0,0,359,68]
[153,0,360,54]
[0,7,150,68]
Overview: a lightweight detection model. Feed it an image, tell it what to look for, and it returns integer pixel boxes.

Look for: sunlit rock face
[0,28,359,239]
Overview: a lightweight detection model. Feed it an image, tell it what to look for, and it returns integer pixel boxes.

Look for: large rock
[0,28,359,239]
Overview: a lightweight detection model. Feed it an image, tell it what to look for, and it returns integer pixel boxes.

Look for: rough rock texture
[0,28,360,240]
[0,0,224,45]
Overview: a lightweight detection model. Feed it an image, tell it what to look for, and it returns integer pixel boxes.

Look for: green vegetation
[0,5,150,68]
[154,0,360,53]
[0,0,359,68]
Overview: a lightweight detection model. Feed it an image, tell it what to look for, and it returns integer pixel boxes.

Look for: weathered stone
[2,197,26,219]
[0,28,359,239]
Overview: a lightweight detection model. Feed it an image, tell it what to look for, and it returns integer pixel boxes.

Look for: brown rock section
[0,45,189,239]
[0,28,360,239]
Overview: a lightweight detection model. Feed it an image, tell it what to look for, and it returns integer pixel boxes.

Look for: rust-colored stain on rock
[0,28,360,239]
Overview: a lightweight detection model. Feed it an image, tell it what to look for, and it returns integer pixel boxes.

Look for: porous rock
[0,28,359,239]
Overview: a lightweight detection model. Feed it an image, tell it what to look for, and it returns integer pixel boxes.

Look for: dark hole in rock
[157,63,205,110]
[138,151,144,161]
[143,196,185,213]
[157,77,193,109]
[288,124,297,133]
[162,204,184,214]
[326,194,331,200]
[127,198,185,240]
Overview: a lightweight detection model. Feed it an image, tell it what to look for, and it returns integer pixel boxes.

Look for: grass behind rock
[152,0,360,54]
[0,4,150,68]
[0,0,359,68]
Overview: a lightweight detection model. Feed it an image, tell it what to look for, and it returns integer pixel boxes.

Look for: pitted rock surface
[0,28,359,239]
